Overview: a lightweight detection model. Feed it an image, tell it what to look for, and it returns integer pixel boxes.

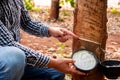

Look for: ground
[20,9,120,80]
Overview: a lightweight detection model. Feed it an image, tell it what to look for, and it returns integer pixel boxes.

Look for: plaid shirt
[0,0,50,68]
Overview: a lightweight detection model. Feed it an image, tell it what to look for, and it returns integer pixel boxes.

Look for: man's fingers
[65,59,86,75]
[57,35,70,42]
[70,64,86,76]
[60,28,79,39]
[62,58,75,64]
[57,37,67,42]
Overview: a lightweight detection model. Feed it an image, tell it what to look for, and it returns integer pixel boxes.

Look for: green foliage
[60,0,64,5]
[56,42,65,52]
[56,42,66,58]
[111,8,119,14]
[23,0,34,10]
[109,8,120,15]
[32,7,40,12]
[23,0,40,11]
[65,0,75,7]
[62,10,68,16]
[60,0,75,7]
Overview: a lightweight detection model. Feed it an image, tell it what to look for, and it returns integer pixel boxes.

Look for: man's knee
[0,46,26,71]
[0,46,26,80]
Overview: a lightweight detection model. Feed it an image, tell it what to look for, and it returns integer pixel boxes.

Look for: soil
[20,9,120,60]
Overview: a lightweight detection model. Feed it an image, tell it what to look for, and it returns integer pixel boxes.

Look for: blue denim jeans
[0,46,65,80]
[21,65,65,80]
[0,46,26,80]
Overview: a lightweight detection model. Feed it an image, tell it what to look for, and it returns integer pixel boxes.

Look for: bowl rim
[100,59,120,68]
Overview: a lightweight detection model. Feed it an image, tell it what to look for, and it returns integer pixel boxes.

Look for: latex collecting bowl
[72,49,98,72]
[99,60,120,79]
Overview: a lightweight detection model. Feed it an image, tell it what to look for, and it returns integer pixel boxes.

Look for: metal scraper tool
[78,37,101,45]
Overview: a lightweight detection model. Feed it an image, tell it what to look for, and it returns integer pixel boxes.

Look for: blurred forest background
[21,0,120,80]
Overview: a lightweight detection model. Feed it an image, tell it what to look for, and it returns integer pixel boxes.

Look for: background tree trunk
[50,0,60,20]
[73,0,108,80]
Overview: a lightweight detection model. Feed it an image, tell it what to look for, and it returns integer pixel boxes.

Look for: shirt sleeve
[0,20,50,68]
[20,1,50,37]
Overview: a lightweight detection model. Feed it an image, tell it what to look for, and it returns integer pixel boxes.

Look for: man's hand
[47,58,86,76]
[48,27,85,76]
[48,27,78,42]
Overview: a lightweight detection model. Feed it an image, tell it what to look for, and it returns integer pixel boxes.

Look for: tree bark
[73,0,108,80]
[50,0,60,20]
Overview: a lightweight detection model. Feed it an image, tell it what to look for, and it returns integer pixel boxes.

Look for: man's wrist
[48,27,52,36]
[47,58,58,68]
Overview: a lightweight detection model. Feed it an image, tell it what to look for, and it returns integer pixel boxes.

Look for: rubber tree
[72,0,108,80]
[50,0,60,20]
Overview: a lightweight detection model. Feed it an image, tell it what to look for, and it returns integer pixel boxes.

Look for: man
[0,0,85,80]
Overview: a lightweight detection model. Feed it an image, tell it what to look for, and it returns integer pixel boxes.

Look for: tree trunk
[73,0,108,80]
[50,0,60,20]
